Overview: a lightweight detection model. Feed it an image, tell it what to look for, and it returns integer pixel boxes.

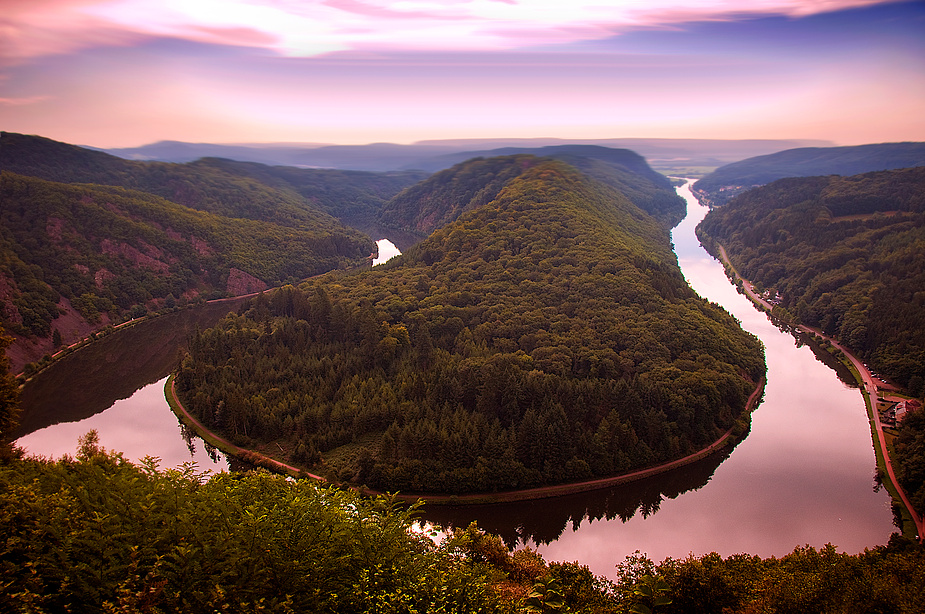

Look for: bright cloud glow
[2,0,895,62]
[1,1,922,148]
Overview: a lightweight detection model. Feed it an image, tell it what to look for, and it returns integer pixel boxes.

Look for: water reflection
[16,377,227,471]
[13,299,250,470]
[424,444,737,548]
[373,239,401,265]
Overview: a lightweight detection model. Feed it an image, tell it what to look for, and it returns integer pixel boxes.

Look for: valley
[2,135,922,609]
[11,179,897,575]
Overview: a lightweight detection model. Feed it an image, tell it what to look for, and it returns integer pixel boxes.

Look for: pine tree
[0,326,22,451]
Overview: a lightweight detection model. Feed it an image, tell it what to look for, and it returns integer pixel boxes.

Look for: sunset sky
[2,0,924,148]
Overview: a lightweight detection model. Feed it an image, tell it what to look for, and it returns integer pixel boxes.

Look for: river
[14,181,894,578]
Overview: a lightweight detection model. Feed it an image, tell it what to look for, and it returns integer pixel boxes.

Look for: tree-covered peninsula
[175,157,765,494]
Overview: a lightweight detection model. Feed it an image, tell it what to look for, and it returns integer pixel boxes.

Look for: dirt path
[715,242,924,542]
[166,376,326,480]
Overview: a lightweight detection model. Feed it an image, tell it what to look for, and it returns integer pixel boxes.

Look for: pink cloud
[0,0,149,65]
[0,0,898,64]
[320,0,460,21]
[0,95,52,105]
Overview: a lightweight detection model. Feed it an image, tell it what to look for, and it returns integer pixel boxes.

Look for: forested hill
[696,165,925,519]
[693,142,925,206]
[377,155,543,237]
[175,157,765,495]
[0,132,424,229]
[697,166,925,392]
[0,172,372,371]
[378,149,685,239]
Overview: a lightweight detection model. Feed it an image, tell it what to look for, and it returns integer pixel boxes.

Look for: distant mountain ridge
[0,132,424,230]
[693,142,925,206]
[100,137,831,173]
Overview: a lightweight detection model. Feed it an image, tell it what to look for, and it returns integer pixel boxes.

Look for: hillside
[697,166,925,393]
[696,166,925,518]
[2,436,923,612]
[693,142,925,206]
[1,438,924,613]
[186,157,428,225]
[175,157,765,495]
[0,132,424,229]
[0,172,372,371]
[378,148,685,240]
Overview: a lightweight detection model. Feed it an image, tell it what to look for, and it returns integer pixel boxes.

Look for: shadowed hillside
[693,142,925,206]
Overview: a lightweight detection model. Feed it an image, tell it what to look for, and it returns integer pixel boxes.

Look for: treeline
[895,408,925,528]
[0,132,424,230]
[697,167,925,396]
[0,172,370,339]
[176,159,765,494]
[693,142,925,206]
[0,437,507,613]
[378,150,685,238]
[1,440,923,613]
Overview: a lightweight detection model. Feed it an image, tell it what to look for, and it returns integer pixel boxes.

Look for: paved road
[716,243,924,541]
[806,328,924,542]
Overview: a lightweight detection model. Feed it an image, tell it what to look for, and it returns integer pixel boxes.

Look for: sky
[2,0,924,148]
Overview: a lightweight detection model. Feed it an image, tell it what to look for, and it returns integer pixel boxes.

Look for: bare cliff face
[5,296,107,375]
[226,268,267,296]
[0,213,273,374]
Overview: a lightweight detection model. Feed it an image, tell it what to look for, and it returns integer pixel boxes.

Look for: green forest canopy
[378,148,686,236]
[175,157,765,494]
[0,132,424,229]
[697,166,925,394]
[0,172,372,338]
[1,437,923,613]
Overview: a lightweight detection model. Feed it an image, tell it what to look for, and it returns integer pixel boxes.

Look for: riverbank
[165,369,764,505]
[711,241,924,542]
[166,375,325,481]
[14,291,262,386]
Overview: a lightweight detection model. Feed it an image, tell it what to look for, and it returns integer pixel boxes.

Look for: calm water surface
[428,181,893,574]
[15,183,894,578]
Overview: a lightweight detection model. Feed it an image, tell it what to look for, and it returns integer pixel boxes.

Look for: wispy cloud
[0,95,51,105]
[2,0,896,63]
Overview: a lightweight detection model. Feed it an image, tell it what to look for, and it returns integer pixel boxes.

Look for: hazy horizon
[3,0,924,149]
